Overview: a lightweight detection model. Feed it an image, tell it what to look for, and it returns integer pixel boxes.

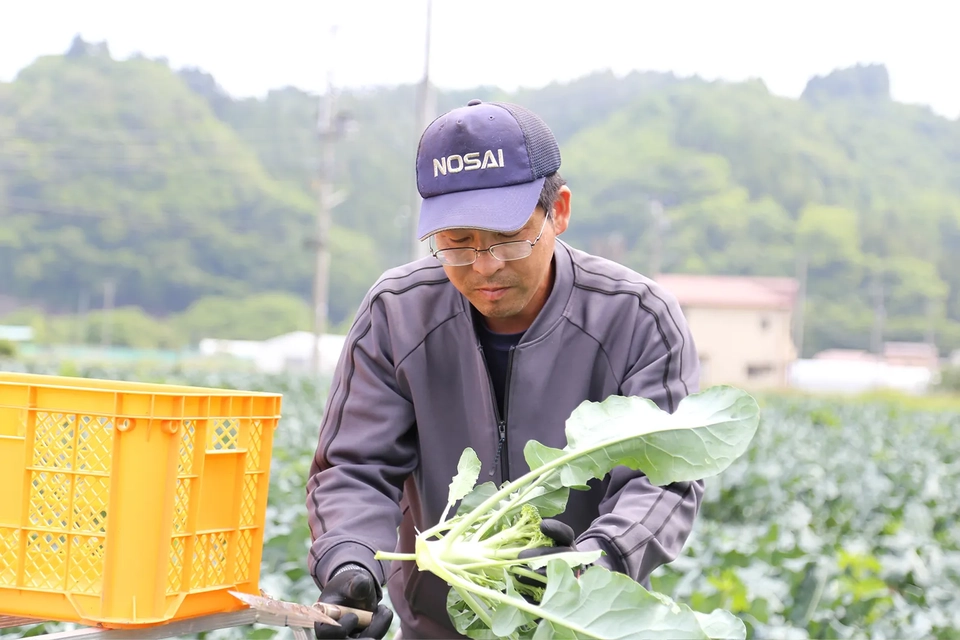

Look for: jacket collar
[460,239,575,345]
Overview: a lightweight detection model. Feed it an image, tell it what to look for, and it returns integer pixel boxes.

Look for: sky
[1,0,959,118]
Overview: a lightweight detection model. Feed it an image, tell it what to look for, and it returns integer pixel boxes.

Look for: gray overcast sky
[2,0,959,117]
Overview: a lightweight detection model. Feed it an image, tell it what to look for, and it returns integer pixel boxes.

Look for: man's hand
[314,565,393,639]
[516,519,583,587]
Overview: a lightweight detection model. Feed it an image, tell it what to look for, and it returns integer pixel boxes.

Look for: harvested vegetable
[377,385,760,639]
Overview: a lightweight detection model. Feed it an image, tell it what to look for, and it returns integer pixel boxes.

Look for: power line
[0,164,314,178]
[0,143,317,156]
[0,146,320,164]
[5,197,186,224]
[0,126,322,141]
[2,196,309,235]
[0,134,300,145]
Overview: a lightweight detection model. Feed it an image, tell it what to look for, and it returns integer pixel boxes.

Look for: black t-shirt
[472,308,524,419]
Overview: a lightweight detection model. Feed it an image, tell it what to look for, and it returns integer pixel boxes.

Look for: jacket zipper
[492,419,506,478]
[478,343,514,480]
[499,347,515,480]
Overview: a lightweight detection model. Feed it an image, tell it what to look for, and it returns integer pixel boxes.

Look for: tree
[801,63,891,103]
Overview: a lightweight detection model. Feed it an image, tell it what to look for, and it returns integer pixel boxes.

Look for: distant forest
[2,35,959,356]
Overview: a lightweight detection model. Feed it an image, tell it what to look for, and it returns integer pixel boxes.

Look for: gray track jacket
[307,240,703,639]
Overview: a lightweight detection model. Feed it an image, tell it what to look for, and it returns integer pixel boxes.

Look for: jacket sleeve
[306,289,418,591]
[574,284,703,584]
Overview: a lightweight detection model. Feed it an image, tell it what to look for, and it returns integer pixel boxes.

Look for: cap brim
[417,177,546,241]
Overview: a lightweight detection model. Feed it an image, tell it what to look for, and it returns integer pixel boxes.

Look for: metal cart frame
[0,612,313,640]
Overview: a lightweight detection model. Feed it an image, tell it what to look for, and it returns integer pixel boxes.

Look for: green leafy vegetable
[376,385,760,639]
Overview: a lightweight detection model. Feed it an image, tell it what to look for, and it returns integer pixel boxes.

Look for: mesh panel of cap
[489,102,561,178]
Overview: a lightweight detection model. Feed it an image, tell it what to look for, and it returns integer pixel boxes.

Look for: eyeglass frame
[428,212,551,267]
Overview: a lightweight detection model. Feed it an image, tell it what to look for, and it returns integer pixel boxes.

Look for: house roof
[654,274,799,311]
[882,341,939,358]
[812,343,940,369]
[812,348,878,362]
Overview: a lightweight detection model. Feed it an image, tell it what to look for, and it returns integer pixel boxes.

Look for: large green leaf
[450,561,746,639]
[448,587,502,640]
[457,386,760,523]
[457,481,499,516]
[435,387,761,639]
[523,386,760,515]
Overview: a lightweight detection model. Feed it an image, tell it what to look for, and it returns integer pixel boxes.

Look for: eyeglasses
[429,214,550,267]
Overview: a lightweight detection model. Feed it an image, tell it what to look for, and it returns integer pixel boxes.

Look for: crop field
[2,364,958,639]
[652,395,960,639]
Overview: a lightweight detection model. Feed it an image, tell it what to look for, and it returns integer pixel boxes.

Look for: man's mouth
[476,286,509,301]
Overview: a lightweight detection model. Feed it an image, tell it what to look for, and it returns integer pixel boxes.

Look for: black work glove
[314,565,394,639]
[516,519,581,588]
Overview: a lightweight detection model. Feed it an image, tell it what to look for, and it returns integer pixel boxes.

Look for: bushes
[936,366,960,393]
[0,339,17,358]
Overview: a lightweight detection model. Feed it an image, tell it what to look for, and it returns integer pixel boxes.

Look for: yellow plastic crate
[0,372,282,628]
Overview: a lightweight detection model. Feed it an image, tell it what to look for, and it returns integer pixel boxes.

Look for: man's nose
[472,250,503,277]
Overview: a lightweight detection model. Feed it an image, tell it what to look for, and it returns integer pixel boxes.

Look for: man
[307,99,703,639]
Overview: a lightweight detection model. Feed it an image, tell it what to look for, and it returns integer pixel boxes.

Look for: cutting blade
[229,590,374,629]
[229,590,340,627]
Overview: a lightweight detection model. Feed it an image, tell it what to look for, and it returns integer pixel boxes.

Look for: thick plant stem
[375,551,416,562]
[511,566,547,584]
[443,471,553,543]
[454,586,494,628]
[436,434,644,544]
[417,539,494,629]
[413,533,594,637]
[431,559,594,637]
[453,557,535,572]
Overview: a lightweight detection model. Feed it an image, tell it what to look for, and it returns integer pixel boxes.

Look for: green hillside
[559,76,960,352]
[0,38,380,329]
[2,39,959,355]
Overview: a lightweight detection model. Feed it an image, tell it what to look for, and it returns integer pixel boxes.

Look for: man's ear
[551,186,572,235]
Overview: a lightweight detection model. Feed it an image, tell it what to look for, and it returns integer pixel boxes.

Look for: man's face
[432,187,571,334]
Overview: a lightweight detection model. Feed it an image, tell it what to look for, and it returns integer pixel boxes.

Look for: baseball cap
[415,99,561,241]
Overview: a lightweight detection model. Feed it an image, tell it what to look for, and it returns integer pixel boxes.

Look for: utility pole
[793,252,807,359]
[312,26,348,376]
[605,232,626,264]
[649,199,666,277]
[410,0,435,262]
[870,269,886,356]
[76,290,89,345]
[101,280,115,348]
[924,296,937,346]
